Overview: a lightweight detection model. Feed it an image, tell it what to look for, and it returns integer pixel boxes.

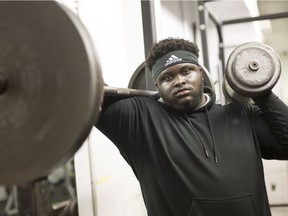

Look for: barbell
[0,1,282,185]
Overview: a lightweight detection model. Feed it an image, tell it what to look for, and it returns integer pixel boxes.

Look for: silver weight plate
[225,42,281,97]
[222,78,254,104]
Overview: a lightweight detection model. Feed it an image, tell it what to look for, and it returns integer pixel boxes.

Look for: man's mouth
[175,88,191,97]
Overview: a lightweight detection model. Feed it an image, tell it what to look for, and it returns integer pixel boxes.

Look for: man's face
[155,63,205,111]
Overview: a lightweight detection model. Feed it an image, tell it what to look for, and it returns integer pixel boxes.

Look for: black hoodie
[97,87,288,216]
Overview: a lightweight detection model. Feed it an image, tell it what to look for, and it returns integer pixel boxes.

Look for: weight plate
[0,1,103,184]
[225,42,281,97]
[222,78,254,104]
[128,61,156,90]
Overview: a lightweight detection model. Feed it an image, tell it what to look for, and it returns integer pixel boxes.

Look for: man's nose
[174,75,186,86]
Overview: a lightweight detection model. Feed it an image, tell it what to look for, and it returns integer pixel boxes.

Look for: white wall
[71,0,147,216]
[77,0,145,88]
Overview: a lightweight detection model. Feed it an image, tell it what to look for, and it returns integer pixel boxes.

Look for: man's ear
[198,66,203,72]
[198,67,205,81]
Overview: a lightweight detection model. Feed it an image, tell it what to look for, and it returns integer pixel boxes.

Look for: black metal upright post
[197,0,210,72]
[141,1,155,57]
[140,1,156,91]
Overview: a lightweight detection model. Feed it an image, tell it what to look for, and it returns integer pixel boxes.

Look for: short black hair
[145,37,200,72]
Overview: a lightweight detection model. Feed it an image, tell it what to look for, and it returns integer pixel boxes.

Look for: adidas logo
[165,55,182,66]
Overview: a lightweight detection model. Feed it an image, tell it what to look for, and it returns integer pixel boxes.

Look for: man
[96,37,288,216]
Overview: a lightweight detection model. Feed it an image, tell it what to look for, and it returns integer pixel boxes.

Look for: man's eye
[159,74,173,82]
[183,69,192,74]
[163,75,172,81]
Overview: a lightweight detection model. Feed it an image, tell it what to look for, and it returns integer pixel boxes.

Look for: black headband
[151,50,199,80]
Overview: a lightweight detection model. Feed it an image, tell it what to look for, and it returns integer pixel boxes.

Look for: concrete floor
[271,207,288,216]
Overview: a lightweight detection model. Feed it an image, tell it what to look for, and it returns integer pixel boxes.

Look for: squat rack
[197,0,288,75]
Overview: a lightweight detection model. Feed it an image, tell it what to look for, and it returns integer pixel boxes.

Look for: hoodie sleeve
[252,91,288,159]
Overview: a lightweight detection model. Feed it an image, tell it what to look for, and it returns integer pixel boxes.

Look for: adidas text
[165,55,182,66]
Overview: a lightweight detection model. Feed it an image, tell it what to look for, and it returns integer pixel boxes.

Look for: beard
[168,81,204,111]
[170,93,204,111]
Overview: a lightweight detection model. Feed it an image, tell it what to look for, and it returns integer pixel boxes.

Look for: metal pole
[223,12,288,25]
[197,0,210,72]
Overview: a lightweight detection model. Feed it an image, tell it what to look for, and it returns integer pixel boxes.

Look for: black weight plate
[0,1,103,184]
